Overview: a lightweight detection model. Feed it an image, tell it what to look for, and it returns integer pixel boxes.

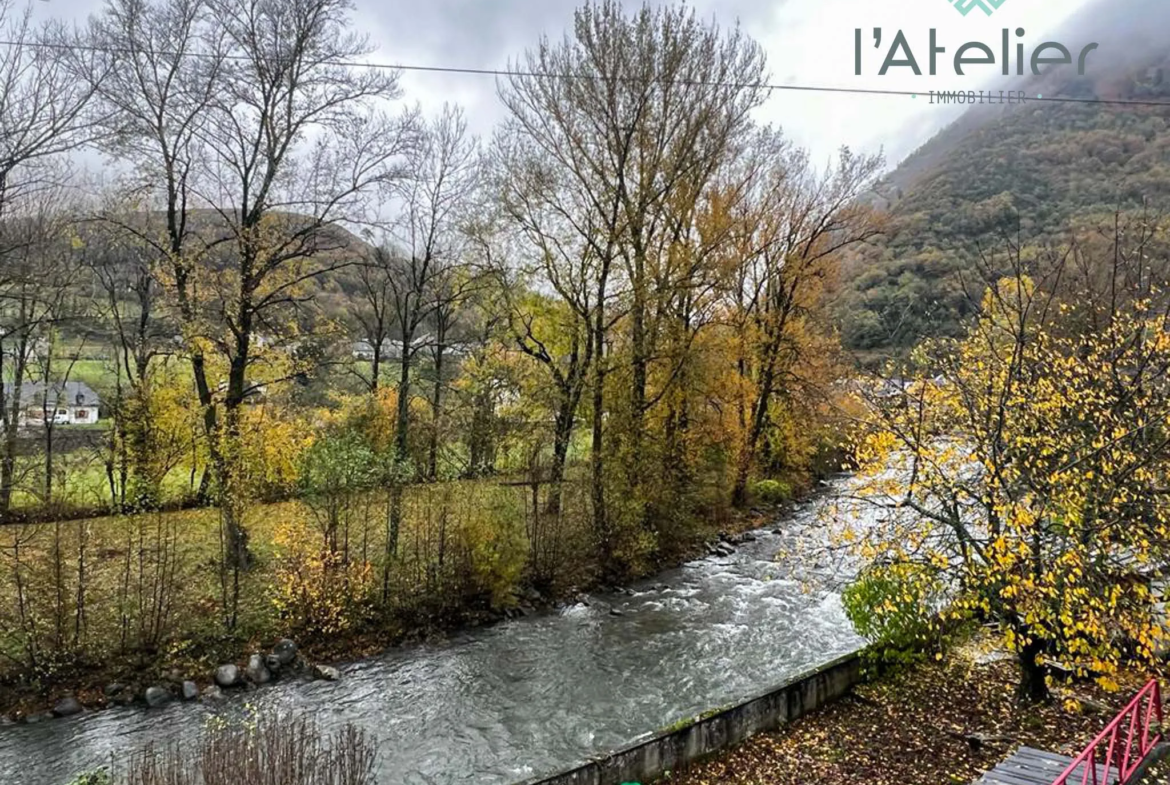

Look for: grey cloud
[355,0,783,70]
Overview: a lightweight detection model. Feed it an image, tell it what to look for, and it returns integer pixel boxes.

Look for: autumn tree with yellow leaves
[845,224,1170,701]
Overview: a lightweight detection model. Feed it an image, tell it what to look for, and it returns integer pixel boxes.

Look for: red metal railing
[1051,679,1163,785]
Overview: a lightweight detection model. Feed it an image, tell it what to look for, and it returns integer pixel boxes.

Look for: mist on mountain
[837,0,1170,359]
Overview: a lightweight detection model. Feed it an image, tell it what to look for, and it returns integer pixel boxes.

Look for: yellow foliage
[271,517,375,638]
[843,274,1170,688]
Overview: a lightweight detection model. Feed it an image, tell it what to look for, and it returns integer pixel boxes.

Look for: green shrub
[842,563,945,671]
[749,479,793,505]
[66,770,111,785]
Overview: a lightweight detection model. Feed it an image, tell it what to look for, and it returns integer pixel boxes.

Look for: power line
[3,36,1170,108]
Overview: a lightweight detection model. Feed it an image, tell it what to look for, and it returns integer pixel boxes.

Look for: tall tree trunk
[1017,634,1050,703]
[370,343,382,393]
[218,298,254,574]
[387,331,413,568]
[427,335,445,481]
[590,269,609,563]
[732,366,773,508]
[44,420,54,509]
[547,402,574,517]
[467,388,493,478]
[0,329,30,518]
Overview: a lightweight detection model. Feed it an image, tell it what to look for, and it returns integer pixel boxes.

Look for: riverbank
[658,643,1164,785]
[1,499,859,785]
[0,487,792,722]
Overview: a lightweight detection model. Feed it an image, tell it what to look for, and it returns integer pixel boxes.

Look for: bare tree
[193,0,413,592]
[352,250,394,393]
[88,0,414,607]
[498,0,768,561]
[372,104,478,575]
[492,130,596,516]
[82,209,185,510]
[0,197,81,516]
[0,0,101,518]
[726,141,883,507]
[85,0,228,504]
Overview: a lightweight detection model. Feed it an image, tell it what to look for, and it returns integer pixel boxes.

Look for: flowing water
[0,481,863,785]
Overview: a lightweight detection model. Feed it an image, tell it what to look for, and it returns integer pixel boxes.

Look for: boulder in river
[201,685,224,703]
[51,696,82,717]
[312,664,340,681]
[273,638,297,666]
[214,664,240,688]
[265,654,283,674]
[246,654,271,685]
[104,684,134,706]
[144,686,171,708]
[181,681,199,701]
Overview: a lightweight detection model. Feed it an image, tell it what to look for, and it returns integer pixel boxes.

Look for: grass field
[0,475,595,713]
[7,446,198,514]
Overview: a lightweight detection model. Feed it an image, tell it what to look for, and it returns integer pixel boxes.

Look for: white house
[352,334,434,361]
[1,382,101,427]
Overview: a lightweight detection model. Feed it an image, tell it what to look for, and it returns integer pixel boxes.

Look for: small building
[351,334,435,362]
[1,381,101,427]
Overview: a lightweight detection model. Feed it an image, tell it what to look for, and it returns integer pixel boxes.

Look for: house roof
[2,381,101,407]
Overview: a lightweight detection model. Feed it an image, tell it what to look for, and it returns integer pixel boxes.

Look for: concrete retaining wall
[520,651,863,785]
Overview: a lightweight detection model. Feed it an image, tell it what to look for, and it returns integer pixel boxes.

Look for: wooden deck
[973,746,1121,785]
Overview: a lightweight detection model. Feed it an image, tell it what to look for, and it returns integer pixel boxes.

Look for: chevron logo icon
[947,0,1008,16]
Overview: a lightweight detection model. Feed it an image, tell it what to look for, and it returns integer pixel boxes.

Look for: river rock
[181,681,199,701]
[265,654,283,674]
[51,696,83,717]
[246,654,271,685]
[24,712,50,724]
[144,686,171,708]
[104,684,134,706]
[312,664,340,682]
[273,638,298,666]
[201,685,224,703]
[215,664,240,688]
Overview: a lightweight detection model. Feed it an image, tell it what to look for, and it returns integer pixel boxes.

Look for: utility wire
[2,36,1170,108]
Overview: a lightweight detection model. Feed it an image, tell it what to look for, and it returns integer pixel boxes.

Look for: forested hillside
[839,0,1170,355]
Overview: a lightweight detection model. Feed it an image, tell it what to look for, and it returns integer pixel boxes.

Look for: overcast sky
[351,0,1100,167]
[43,0,1100,171]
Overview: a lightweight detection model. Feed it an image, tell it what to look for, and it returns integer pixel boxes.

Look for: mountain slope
[838,0,1170,356]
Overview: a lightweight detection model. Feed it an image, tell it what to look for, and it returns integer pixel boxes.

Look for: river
[0,480,863,785]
